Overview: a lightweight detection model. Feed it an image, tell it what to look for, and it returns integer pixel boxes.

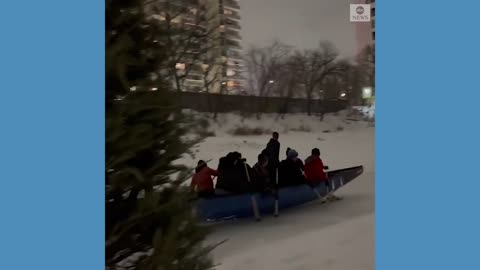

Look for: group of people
[191,132,337,200]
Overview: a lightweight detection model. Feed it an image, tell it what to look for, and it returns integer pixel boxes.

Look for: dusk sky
[239,0,357,58]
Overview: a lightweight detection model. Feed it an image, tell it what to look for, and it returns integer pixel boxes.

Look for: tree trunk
[306,92,312,116]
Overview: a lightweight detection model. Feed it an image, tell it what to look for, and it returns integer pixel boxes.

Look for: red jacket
[191,166,218,192]
[304,155,327,184]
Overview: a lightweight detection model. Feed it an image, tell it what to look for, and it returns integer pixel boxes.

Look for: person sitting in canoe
[304,148,328,186]
[215,152,252,195]
[304,148,340,202]
[278,149,305,187]
[252,153,272,193]
[191,160,218,198]
[285,147,305,171]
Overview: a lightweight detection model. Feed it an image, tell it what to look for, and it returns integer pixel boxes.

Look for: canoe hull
[196,165,364,222]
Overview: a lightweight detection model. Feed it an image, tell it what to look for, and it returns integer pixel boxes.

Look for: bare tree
[147,0,217,92]
[357,44,375,96]
[199,47,223,119]
[246,41,292,97]
[294,42,346,115]
[273,56,304,118]
[245,41,292,118]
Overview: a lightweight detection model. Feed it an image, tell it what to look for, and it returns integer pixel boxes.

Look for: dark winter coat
[215,155,253,194]
[295,158,305,171]
[265,138,280,167]
[278,158,305,187]
[252,162,271,192]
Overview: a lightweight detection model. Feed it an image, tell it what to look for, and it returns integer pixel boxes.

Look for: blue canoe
[196,165,364,222]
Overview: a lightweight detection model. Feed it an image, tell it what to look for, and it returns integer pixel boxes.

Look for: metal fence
[176,92,348,113]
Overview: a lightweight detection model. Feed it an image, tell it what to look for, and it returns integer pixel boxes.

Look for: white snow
[352,104,375,121]
[179,111,374,270]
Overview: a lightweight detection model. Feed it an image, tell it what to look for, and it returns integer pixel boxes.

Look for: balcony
[223,8,241,20]
[224,29,242,41]
[224,39,241,50]
[223,0,240,10]
[225,71,247,81]
[227,59,244,71]
[224,49,243,59]
[224,18,241,30]
[185,74,204,82]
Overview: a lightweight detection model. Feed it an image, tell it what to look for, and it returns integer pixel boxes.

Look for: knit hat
[287,149,298,159]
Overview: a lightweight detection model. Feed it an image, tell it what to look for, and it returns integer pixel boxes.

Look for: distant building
[146,0,245,94]
[369,0,375,43]
[209,0,246,94]
[354,0,375,55]
[353,0,375,104]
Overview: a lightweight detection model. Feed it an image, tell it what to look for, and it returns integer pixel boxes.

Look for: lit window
[227,81,235,87]
[153,14,166,21]
[219,25,225,32]
[175,63,186,70]
[224,9,233,15]
[226,69,235,76]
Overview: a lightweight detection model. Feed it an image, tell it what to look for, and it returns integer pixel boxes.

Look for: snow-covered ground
[179,112,374,270]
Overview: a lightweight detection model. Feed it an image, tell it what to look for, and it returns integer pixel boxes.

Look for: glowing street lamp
[362,87,373,99]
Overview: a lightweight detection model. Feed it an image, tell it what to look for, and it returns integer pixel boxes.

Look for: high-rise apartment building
[218,0,245,94]
[355,0,375,55]
[148,0,245,94]
[369,0,375,43]
[204,0,245,94]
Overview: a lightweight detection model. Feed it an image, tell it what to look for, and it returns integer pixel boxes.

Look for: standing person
[191,160,218,198]
[303,148,339,202]
[265,132,280,178]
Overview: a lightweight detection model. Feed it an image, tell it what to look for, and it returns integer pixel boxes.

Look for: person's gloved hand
[324,166,329,170]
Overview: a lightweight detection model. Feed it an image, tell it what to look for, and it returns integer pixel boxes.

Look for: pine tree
[106,0,216,269]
